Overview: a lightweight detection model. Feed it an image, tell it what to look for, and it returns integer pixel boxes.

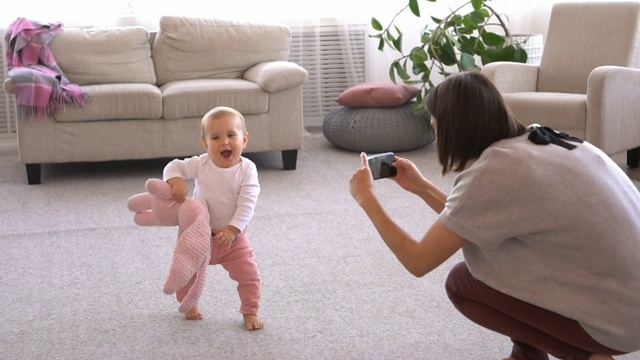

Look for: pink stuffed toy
[126,178,211,313]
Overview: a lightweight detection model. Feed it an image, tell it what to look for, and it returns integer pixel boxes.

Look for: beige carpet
[0,129,638,360]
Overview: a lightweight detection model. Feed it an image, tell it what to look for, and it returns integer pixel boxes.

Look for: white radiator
[288,23,367,127]
[0,28,18,142]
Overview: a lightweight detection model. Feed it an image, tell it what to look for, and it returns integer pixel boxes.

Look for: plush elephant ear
[126,192,152,213]
[145,178,173,199]
[126,192,158,226]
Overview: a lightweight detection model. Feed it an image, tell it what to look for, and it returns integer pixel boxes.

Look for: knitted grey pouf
[322,103,435,153]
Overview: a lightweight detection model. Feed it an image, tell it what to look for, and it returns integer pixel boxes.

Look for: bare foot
[184,306,203,320]
[243,314,264,331]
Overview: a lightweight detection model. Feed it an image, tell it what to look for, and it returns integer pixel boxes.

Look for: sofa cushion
[502,92,586,132]
[153,16,291,86]
[161,79,269,120]
[49,26,156,86]
[54,84,162,122]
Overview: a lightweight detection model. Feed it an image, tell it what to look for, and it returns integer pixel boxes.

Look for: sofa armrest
[243,61,308,93]
[586,65,640,155]
[481,62,540,93]
[3,77,14,94]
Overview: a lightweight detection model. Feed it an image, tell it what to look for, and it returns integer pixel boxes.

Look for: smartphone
[367,152,397,180]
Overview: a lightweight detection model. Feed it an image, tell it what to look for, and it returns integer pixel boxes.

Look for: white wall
[2,0,625,84]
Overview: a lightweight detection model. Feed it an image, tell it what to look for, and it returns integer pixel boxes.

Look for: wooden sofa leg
[26,164,42,185]
[628,147,640,168]
[282,150,298,170]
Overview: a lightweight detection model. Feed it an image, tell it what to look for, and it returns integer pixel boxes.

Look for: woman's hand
[349,152,376,206]
[393,156,448,214]
[391,156,428,196]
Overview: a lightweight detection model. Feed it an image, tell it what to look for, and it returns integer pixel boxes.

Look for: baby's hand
[213,226,240,249]
[166,177,188,203]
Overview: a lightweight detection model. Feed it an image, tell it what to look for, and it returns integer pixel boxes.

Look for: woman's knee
[445,261,473,304]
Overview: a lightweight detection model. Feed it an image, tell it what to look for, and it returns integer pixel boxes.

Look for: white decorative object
[116,1,137,27]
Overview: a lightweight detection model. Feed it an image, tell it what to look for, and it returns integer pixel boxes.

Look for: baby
[163,106,263,330]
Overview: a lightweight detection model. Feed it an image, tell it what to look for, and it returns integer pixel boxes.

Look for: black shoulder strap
[528,125,584,150]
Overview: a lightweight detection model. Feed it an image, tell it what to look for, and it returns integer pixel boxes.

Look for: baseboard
[303,115,324,128]
[0,136,18,154]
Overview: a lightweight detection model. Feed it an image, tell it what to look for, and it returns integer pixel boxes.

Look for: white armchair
[481,1,640,167]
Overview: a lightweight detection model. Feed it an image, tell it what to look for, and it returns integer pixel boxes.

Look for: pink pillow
[336,82,419,108]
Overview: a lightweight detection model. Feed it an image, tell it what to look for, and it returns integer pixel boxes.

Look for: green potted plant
[371,0,528,114]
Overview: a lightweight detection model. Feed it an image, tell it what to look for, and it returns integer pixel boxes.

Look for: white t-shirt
[439,134,640,352]
[163,154,260,232]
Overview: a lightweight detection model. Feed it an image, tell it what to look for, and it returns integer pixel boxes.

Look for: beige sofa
[3,16,308,184]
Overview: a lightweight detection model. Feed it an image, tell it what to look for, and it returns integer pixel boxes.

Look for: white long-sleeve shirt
[163,154,260,232]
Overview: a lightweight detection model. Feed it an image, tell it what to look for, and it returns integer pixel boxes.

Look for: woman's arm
[350,153,464,277]
[391,156,448,214]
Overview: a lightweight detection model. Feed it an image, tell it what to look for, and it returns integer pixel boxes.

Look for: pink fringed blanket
[4,17,87,118]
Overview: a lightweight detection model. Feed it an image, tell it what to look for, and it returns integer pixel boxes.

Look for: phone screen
[367,152,397,180]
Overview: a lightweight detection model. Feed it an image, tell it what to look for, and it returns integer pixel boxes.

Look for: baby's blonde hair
[200,106,247,139]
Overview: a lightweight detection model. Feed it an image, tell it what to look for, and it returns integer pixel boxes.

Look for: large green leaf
[395,61,411,80]
[448,14,463,28]
[499,45,516,60]
[460,17,478,32]
[371,17,383,31]
[473,39,486,55]
[460,53,477,71]
[413,62,430,77]
[480,48,500,64]
[471,0,484,11]
[459,39,477,55]
[410,47,429,63]
[420,31,431,44]
[513,47,528,63]
[481,32,505,46]
[435,41,457,66]
[431,27,445,43]
[386,31,398,51]
[393,33,403,53]
[468,10,486,24]
[409,0,420,17]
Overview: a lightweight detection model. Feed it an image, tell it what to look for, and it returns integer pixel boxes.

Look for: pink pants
[445,262,624,360]
[176,232,260,315]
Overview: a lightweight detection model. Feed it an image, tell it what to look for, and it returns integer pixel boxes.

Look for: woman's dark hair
[425,71,527,175]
